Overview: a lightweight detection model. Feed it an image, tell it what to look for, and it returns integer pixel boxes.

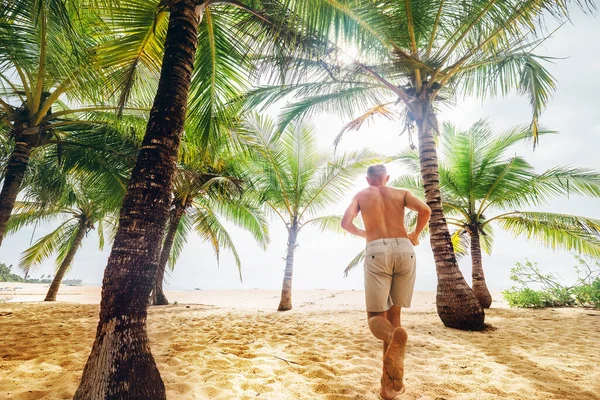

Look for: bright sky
[1,10,599,297]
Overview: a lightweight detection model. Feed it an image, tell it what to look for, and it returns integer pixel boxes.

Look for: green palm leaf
[497,212,600,257]
[192,205,243,282]
[343,248,365,277]
[301,215,345,234]
[18,219,75,273]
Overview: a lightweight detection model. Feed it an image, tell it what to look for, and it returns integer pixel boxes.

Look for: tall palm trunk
[44,220,87,302]
[74,2,201,398]
[278,221,298,311]
[470,227,492,308]
[416,108,485,331]
[153,204,186,306]
[0,139,32,244]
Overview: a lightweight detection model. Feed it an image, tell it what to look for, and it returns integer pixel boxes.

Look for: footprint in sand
[381,327,408,399]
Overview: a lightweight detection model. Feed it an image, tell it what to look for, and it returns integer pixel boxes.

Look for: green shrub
[572,277,600,308]
[503,257,600,309]
[503,288,546,308]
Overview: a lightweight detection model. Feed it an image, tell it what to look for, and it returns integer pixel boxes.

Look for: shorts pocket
[394,252,416,274]
[364,251,387,274]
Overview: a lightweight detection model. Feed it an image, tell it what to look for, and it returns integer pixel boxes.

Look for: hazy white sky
[1,10,598,298]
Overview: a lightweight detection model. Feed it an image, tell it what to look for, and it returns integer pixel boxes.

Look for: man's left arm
[341,196,366,238]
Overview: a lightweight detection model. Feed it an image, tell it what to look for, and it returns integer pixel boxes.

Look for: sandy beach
[1,284,599,400]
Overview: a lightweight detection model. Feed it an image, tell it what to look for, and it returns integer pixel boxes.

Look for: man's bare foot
[380,370,404,399]
[382,327,407,393]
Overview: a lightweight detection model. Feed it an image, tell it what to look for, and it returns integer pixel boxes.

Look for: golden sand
[0,286,599,399]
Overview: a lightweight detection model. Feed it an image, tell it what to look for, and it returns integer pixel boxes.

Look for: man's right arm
[341,196,366,238]
[404,191,431,245]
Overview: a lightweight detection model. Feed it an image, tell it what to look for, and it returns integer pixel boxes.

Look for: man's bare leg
[383,306,401,354]
[367,307,406,399]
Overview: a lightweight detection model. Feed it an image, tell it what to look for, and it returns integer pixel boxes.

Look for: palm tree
[345,121,600,308]
[237,114,380,311]
[7,184,117,302]
[0,0,133,243]
[75,1,340,397]
[395,121,600,307]
[153,155,269,305]
[247,0,593,330]
[3,126,136,301]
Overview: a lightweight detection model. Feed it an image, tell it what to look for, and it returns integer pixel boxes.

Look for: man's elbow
[422,205,432,218]
[340,217,351,232]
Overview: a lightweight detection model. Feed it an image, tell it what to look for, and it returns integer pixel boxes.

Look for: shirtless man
[341,164,431,399]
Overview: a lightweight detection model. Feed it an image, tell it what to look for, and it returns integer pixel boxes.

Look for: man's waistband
[366,237,412,247]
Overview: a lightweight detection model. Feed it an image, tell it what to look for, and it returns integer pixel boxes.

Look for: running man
[341,164,431,399]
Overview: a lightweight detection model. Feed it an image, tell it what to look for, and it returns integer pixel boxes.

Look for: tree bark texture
[44,220,87,302]
[278,222,298,311]
[0,140,32,245]
[74,2,201,398]
[470,227,493,308]
[153,204,186,306]
[416,115,485,331]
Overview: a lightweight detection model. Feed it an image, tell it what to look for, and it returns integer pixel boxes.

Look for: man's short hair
[367,164,387,180]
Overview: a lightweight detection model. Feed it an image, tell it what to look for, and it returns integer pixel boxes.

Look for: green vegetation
[0,262,82,285]
[503,258,600,308]
[0,263,23,282]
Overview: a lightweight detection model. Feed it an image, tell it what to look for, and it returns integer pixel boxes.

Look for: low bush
[502,257,600,309]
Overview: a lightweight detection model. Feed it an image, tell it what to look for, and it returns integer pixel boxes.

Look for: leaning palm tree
[0,0,134,242]
[75,1,342,397]
[247,0,594,330]
[237,114,380,311]
[8,185,116,301]
[153,156,269,305]
[345,121,600,308]
[3,135,132,301]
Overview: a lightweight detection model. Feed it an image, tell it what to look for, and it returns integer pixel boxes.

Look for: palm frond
[168,210,194,270]
[301,215,345,234]
[343,248,365,278]
[498,212,600,257]
[18,219,74,273]
[192,206,243,282]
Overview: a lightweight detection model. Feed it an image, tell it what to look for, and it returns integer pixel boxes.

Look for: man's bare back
[342,185,429,245]
[355,186,410,242]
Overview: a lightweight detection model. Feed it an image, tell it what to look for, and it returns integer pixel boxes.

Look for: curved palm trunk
[74,2,201,398]
[0,140,32,244]
[44,221,87,302]
[153,204,186,306]
[416,113,485,331]
[278,222,298,311]
[470,227,492,308]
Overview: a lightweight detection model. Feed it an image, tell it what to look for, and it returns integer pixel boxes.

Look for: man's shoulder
[356,186,409,198]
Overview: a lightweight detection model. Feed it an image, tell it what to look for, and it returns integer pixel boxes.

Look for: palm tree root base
[473,285,493,309]
[436,288,485,331]
[153,292,169,306]
[74,314,165,399]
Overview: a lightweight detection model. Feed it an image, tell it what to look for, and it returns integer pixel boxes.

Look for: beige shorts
[363,238,416,312]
